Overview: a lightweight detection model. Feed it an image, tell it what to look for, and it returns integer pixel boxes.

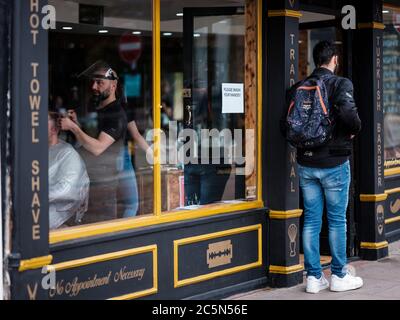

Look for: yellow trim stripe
[385,216,400,225]
[108,246,158,300]
[19,255,53,272]
[174,224,261,245]
[153,0,161,216]
[257,0,263,202]
[359,193,388,202]
[269,264,304,275]
[357,22,385,30]
[108,288,158,301]
[385,187,400,195]
[174,225,263,288]
[269,209,303,219]
[267,10,303,18]
[47,245,158,300]
[385,167,400,177]
[360,241,389,250]
[50,201,264,244]
[175,263,262,288]
[45,245,157,272]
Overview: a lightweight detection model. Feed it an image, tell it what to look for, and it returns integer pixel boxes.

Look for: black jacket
[281,67,362,168]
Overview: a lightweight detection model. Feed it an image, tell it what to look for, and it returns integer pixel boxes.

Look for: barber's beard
[92,89,111,108]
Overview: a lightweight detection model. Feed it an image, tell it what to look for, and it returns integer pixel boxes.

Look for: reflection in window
[49,0,153,229]
[160,0,258,212]
[383,6,400,167]
[299,25,343,79]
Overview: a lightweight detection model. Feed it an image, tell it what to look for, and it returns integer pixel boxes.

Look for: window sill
[49,200,265,244]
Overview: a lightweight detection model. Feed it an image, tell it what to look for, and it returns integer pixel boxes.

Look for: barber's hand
[60,116,78,132]
[68,110,78,123]
[350,135,355,139]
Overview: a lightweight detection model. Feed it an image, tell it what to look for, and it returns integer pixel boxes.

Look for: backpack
[286,74,334,149]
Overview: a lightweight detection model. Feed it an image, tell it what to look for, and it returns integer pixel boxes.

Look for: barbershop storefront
[1,0,400,300]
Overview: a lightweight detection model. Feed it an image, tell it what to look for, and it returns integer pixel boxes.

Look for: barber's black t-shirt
[79,100,127,179]
[98,100,127,142]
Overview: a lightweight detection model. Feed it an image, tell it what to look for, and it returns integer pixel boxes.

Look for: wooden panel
[136,167,184,215]
[244,0,257,200]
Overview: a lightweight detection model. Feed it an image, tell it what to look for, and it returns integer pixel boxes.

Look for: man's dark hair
[313,40,338,67]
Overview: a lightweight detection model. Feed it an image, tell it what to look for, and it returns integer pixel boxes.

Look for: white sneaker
[306,274,329,294]
[330,272,363,292]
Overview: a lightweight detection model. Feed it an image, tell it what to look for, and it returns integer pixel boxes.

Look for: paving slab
[228,241,400,300]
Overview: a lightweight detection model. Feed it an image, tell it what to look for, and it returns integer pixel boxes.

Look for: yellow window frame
[49,0,264,245]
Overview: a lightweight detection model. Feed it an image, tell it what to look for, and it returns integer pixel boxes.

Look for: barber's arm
[127,120,150,152]
[334,78,362,135]
[61,117,114,156]
[127,120,153,164]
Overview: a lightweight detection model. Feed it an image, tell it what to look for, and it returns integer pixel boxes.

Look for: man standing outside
[283,41,363,293]
[60,61,132,223]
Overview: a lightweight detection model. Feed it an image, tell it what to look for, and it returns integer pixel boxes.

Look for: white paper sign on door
[222,83,244,114]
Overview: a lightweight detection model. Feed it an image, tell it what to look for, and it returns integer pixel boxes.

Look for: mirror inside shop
[48,0,258,230]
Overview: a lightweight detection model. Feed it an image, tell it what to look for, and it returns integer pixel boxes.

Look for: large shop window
[48,0,261,239]
[160,0,259,213]
[48,0,153,230]
[383,5,400,170]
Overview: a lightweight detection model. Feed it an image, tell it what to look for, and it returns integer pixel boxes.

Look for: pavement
[228,240,400,300]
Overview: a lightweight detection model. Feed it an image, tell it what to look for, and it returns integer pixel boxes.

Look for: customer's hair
[313,40,338,67]
[48,111,61,132]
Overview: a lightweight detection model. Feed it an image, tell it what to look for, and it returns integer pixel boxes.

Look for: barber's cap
[77,60,119,81]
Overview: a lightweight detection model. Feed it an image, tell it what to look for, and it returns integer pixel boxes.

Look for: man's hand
[350,135,355,139]
[60,116,79,132]
[68,110,78,123]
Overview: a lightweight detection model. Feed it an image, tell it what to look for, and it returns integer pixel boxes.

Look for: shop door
[182,7,246,206]
[298,15,357,258]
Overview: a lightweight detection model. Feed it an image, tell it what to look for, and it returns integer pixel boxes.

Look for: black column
[353,0,389,260]
[264,0,303,287]
[10,0,51,300]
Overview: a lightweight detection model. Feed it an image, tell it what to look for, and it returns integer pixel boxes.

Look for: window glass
[298,12,343,79]
[383,6,400,168]
[160,0,258,212]
[48,0,153,230]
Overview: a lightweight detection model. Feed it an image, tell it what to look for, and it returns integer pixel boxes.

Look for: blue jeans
[117,146,139,218]
[184,164,231,205]
[298,160,350,278]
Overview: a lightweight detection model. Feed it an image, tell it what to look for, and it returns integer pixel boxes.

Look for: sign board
[119,32,142,68]
[12,0,49,259]
[222,83,244,114]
